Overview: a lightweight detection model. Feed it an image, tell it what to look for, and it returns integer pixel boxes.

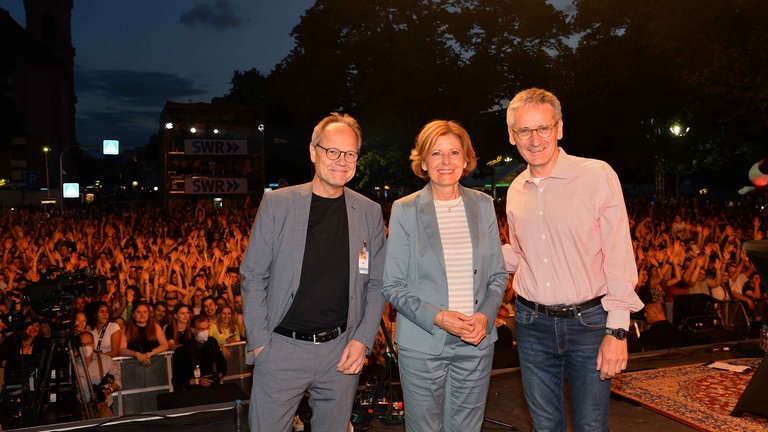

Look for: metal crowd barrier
[112,341,252,416]
[718,300,751,330]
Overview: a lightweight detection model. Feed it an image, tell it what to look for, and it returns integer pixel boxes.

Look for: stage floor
[362,340,764,432]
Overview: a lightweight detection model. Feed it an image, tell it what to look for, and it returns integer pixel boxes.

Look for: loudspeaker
[156,382,248,410]
[731,353,768,418]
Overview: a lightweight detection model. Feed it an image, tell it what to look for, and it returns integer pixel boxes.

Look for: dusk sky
[5,0,314,155]
[6,0,576,157]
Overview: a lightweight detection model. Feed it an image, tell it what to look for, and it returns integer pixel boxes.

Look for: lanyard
[96,324,108,352]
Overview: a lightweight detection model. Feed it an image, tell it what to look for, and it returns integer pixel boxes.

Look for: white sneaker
[293,415,304,432]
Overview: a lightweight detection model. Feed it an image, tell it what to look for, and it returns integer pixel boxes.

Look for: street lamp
[42,146,51,197]
[59,145,80,210]
[669,123,690,137]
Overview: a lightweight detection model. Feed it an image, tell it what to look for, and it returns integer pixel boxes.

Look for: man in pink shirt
[502,88,643,432]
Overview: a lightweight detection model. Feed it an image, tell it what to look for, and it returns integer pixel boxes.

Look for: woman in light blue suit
[383,120,508,432]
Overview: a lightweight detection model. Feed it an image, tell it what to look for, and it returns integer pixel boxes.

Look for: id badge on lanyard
[359,241,369,274]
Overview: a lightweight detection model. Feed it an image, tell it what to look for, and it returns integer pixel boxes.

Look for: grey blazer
[240,182,386,364]
[382,183,507,355]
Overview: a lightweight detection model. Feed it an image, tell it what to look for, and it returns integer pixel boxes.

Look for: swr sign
[184,139,248,155]
[185,178,248,195]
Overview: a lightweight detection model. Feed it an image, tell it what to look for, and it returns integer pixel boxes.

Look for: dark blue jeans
[514,298,611,432]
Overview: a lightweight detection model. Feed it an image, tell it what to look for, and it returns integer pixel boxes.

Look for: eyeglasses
[509,121,559,140]
[165,296,178,300]
[315,144,359,162]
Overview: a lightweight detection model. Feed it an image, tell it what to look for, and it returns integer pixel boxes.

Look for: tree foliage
[253,0,566,189]
[226,0,768,192]
[565,0,768,187]
[225,69,268,106]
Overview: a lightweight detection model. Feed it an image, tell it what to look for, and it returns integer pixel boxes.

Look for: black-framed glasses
[510,121,559,140]
[165,296,178,300]
[315,144,359,162]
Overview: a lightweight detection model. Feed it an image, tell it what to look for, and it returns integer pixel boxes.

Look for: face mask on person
[82,346,94,358]
[195,330,209,343]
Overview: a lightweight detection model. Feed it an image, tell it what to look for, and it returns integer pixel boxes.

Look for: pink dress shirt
[502,148,643,330]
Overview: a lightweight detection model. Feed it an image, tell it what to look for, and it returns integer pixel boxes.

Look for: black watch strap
[606,328,628,340]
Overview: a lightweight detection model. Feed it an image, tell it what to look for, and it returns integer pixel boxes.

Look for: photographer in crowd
[75,331,121,418]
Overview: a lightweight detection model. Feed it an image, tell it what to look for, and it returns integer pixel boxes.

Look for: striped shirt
[435,198,474,316]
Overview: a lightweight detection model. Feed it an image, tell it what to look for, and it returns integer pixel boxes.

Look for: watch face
[612,328,628,340]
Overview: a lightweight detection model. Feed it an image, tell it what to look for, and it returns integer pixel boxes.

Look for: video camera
[26,268,106,319]
[0,268,107,427]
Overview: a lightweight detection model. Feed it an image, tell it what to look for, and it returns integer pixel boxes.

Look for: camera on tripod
[27,267,106,320]
[0,267,107,428]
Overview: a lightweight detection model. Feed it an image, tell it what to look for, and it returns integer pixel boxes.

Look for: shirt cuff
[606,310,630,331]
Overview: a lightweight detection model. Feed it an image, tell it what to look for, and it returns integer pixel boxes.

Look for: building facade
[160,101,265,208]
[0,0,76,203]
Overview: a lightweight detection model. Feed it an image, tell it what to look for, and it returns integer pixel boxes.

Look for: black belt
[274,324,346,344]
[517,295,604,318]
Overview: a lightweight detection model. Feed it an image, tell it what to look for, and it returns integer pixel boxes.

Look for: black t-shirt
[127,325,160,354]
[741,277,764,297]
[165,324,193,346]
[279,193,350,331]
[171,338,227,390]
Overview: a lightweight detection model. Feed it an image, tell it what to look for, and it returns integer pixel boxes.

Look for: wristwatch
[606,328,628,340]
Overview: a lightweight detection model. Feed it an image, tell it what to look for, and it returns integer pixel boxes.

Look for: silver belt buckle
[313,333,319,344]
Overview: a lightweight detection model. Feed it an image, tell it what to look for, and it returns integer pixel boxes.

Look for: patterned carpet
[612,358,768,432]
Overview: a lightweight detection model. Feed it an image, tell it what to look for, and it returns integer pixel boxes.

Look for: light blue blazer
[382,183,507,355]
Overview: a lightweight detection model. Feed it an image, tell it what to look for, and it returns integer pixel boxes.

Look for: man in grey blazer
[240,113,386,432]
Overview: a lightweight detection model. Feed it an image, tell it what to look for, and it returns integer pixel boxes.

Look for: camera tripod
[2,328,93,427]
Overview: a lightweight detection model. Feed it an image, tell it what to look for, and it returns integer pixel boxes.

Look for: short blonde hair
[506,88,562,129]
[409,120,477,180]
[311,112,362,150]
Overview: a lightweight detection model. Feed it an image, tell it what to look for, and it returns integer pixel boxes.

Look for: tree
[225,0,768,192]
[564,0,768,190]
[224,69,268,106]
[266,0,567,190]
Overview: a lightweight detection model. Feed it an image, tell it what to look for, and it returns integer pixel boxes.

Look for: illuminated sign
[103,140,119,155]
[486,156,503,167]
[63,183,80,198]
[184,139,248,155]
[185,178,248,194]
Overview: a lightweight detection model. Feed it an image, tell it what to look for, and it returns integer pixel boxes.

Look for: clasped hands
[437,310,488,345]
[134,351,152,366]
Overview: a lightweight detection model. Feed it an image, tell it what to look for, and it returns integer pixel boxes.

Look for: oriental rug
[611,358,768,432]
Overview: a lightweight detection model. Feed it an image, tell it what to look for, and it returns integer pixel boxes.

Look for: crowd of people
[0,145,765,429]
[0,205,251,421]
[627,198,767,334]
[0,193,764,359]
[0,204,252,337]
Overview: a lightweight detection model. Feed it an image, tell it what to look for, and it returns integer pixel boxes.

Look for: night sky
[5,0,314,155]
